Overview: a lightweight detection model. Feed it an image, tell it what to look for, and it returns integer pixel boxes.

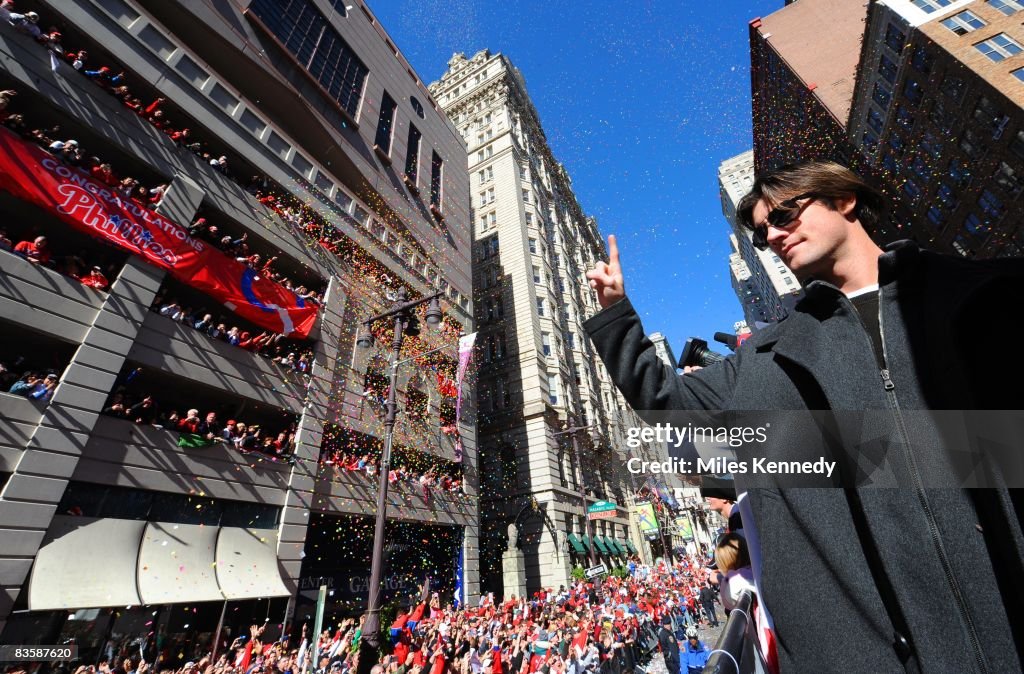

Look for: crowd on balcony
[1,226,118,290]
[15,3,422,292]
[2,367,58,402]
[101,383,298,460]
[153,291,316,375]
[322,426,465,499]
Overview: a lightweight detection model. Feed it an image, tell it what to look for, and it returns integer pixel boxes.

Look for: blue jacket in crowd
[680,641,710,673]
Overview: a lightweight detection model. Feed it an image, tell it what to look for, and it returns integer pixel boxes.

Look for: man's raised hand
[585,235,625,310]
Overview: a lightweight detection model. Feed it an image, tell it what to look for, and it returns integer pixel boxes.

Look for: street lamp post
[554,418,598,573]
[355,287,444,674]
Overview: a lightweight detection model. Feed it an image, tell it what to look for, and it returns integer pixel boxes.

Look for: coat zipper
[873,288,988,674]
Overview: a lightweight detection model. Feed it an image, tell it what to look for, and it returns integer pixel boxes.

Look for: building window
[987,0,1024,15]
[974,33,1023,62]
[994,161,1024,196]
[542,333,551,357]
[405,125,420,185]
[892,104,913,132]
[959,128,986,159]
[536,297,545,316]
[566,332,575,349]
[949,158,972,188]
[941,10,986,35]
[940,74,966,102]
[522,189,530,203]
[547,373,559,404]
[867,108,885,134]
[903,178,921,201]
[973,96,1010,139]
[1012,130,1024,162]
[920,132,942,158]
[529,238,537,254]
[885,24,906,52]
[926,206,946,227]
[878,54,897,83]
[249,0,368,118]
[430,152,443,207]
[903,78,924,106]
[872,82,892,109]
[911,47,933,74]
[912,0,953,12]
[374,91,397,155]
[1014,67,1024,83]
[889,132,906,155]
[964,212,990,237]
[979,189,1005,220]
[533,266,542,284]
[863,132,879,153]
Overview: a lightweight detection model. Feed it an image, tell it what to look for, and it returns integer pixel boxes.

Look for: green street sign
[587,501,616,513]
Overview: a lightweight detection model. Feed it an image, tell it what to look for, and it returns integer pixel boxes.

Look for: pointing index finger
[607,235,620,270]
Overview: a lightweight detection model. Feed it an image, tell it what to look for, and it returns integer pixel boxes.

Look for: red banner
[0,128,318,337]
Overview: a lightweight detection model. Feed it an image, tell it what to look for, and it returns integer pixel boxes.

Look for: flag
[0,128,318,337]
[177,433,217,448]
[453,332,477,461]
[453,532,465,609]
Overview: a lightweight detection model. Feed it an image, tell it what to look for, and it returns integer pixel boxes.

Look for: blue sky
[371,0,783,358]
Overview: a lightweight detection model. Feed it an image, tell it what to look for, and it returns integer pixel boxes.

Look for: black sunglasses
[750,193,817,250]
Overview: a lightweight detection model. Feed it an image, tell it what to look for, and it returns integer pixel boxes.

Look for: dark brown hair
[737,161,885,232]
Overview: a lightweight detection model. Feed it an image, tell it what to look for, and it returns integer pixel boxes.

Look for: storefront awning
[623,539,638,554]
[602,537,623,556]
[591,536,610,554]
[215,528,290,599]
[138,522,222,604]
[30,519,290,609]
[29,516,145,610]
[566,533,586,554]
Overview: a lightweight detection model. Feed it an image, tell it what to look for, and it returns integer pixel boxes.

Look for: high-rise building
[847,0,1024,258]
[0,0,475,649]
[430,50,646,594]
[748,0,868,174]
[718,151,802,325]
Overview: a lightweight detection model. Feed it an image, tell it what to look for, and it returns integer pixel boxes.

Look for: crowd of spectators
[101,386,298,460]
[1,362,58,402]
[325,450,464,499]
[2,227,116,291]
[290,558,721,674]
[154,291,316,375]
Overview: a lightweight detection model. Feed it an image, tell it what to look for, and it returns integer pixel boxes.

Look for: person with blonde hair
[714,533,755,612]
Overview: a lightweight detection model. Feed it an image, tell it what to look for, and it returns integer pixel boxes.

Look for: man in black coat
[583,161,1024,673]
[698,583,719,628]
[655,615,680,674]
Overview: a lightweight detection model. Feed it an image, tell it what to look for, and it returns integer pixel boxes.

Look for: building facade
[0,0,476,655]
[718,151,802,326]
[748,0,867,175]
[847,0,1024,258]
[430,50,648,595]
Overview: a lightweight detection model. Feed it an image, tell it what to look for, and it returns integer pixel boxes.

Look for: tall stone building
[847,0,1024,258]
[430,50,647,594]
[718,151,802,326]
[0,0,475,649]
[748,0,868,174]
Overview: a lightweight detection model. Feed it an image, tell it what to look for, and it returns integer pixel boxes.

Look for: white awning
[138,522,222,604]
[215,527,289,599]
[29,516,145,610]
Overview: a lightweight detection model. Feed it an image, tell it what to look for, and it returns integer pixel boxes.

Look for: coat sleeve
[583,298,738,416]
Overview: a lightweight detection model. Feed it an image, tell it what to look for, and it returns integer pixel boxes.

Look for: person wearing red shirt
[79,266,109,290]
[14,236,51,264]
